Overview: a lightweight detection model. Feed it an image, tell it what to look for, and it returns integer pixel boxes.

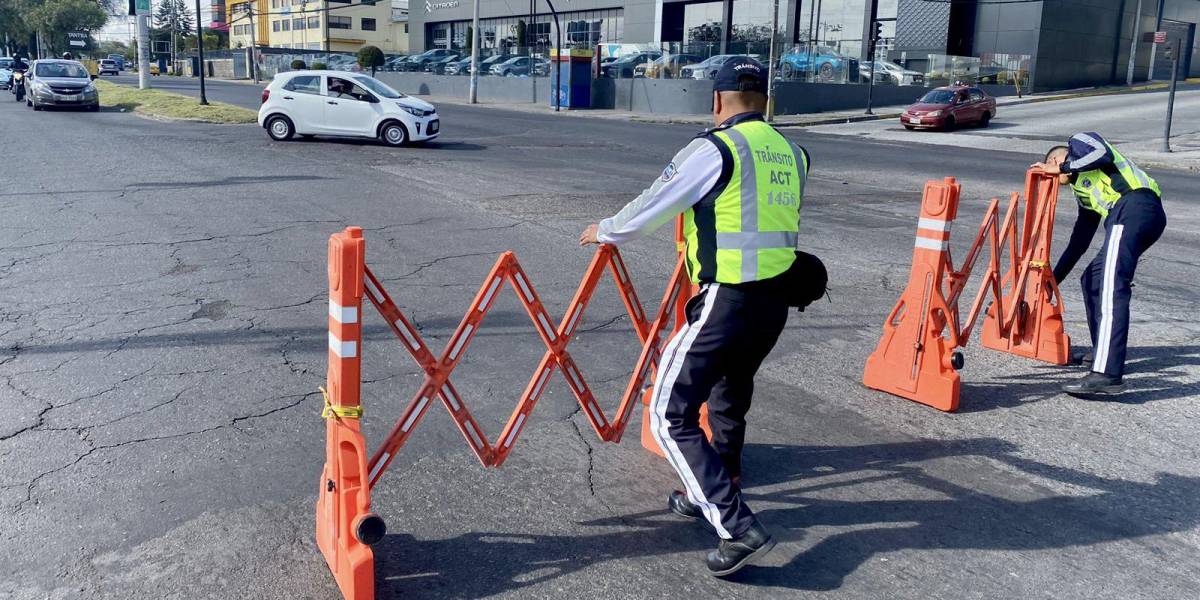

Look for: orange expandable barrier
[862,170,1071,412]
[316,224,700,599]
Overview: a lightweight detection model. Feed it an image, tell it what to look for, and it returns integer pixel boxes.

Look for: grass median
[96,80,257,124]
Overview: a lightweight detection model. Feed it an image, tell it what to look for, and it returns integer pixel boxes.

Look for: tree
[27,0,108,54]
[514,19,526,51]
[357,44,383,76]
[464,26,472,54]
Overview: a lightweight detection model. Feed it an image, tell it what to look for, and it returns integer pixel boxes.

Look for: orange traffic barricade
[862,170,1070,412]
[316,220,707,599]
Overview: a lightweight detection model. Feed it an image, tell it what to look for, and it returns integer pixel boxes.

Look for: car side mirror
[91,74,97,80]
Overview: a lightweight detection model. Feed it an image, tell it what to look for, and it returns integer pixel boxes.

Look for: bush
[312,61,327,70]
[290,59,307,70]
[357,45,384,74]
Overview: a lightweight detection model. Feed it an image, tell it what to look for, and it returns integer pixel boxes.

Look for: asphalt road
[1,78,1199,600]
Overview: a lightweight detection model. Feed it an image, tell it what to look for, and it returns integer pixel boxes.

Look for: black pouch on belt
[780,250,828,311]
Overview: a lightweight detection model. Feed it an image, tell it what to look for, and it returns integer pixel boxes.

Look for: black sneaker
[706,521,776,577]
[1063,371,1125,396]
[668,490,703,520]
[1068,349,1094,366]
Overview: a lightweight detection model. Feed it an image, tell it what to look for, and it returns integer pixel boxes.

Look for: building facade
[227,0,408,53]
[407,0,1200,90]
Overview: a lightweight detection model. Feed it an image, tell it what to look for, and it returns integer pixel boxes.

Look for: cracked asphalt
[1,79,1199,599]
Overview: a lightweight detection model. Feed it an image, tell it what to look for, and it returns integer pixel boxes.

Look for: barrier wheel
[354,513,386,545]
[951,351,965,370]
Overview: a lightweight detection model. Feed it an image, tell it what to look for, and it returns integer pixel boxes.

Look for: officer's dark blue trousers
[1081,189,1166,377]
[648,283,788,539]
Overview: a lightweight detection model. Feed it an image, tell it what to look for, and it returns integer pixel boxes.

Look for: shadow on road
[959,344,1200,412]
[371,437,1200,597]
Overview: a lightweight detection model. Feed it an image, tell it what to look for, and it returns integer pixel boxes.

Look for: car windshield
[353,75,404,98]
[501,57,523,65]
[35,62,88,78]
[0,59,12,69]
[705,55,731,66]
[920,90,958,104]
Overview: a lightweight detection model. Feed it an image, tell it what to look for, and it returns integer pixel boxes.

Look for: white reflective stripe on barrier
[402,396,430,432]
[328,299,359,324]
[917,218,953,232]
[915,237,949,251]
[504,413,526,448]
[370,452,390,482]
[328,331,358,358]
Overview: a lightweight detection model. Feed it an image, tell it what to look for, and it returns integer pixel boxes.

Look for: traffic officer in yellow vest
[1032,132,1166,396]
[580,57,809,576]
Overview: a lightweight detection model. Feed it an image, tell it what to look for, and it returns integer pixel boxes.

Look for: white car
[257,70,439,146]
[98,59,119,76]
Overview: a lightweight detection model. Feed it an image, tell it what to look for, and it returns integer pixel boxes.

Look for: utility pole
[1126,0,1142,85]
[468,0,480,103]
[765,0,779,120]
[138,11,151,88]
[194,0,208,104]
[247,4,260,82]
[1162,38,1179,152]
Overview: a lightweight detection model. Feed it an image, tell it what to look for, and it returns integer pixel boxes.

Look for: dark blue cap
[713,57,768,95]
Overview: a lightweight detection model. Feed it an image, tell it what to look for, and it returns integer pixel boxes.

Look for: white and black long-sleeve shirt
[596,113,810,246]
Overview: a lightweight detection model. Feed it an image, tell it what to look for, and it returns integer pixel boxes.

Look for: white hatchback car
[258,70,439,146]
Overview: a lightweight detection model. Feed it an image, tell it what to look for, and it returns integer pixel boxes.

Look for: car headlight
[927,110,942,117]
[84,82,96,93]
[397,104,424,117]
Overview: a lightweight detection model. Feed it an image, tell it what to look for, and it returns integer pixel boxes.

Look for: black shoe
[1063,371,1124,396]
[1068,348,1094,366]
[668,490,703,521]
[706,521,776,577]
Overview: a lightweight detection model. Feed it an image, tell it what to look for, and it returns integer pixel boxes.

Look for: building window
[329,16,352,29]
[281,19,290,31]
[362,18,376,31]
[272,20,280,31]
[404,23,408,33]
[308,15,320,28]
[293,17,305,29]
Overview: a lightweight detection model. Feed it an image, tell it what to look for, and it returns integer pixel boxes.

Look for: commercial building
[407,0,1200,90]
[227,0,409,53]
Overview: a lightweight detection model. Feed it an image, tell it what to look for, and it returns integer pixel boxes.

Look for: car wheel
[978,112,992,128]
[943,116,956,131]
[818,63,834,81]
[379,121,408,147]
[780,63,795,80]
[266,115,294,141]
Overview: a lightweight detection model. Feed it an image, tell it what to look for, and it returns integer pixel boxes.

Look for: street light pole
[765,0,779,121]
[1148,0,1164,80]
[195,0,208,104]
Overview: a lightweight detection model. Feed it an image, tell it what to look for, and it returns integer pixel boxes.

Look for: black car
[423,53,462,75]
[601,51,662,78]
[400,49,458,72]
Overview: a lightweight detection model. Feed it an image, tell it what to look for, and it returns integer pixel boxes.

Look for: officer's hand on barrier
[1030,161,1061,175]
[579,224,600,246]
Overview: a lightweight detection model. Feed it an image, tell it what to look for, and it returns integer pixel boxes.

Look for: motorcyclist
[62,52,74,60]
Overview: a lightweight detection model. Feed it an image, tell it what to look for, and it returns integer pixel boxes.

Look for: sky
[95,1,219,46]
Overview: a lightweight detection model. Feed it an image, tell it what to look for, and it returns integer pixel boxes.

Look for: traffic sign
[67,31,88,48]
[136,0,151,12]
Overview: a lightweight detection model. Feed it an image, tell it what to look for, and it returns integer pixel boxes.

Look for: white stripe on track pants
[649,282,788,539]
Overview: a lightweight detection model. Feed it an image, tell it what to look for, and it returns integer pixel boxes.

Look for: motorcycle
[12,69,25,101]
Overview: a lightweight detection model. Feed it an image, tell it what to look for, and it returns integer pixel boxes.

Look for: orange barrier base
[861,286,962,413]
[316,419,375,600]
[639,389,714,457]
[980,269,1071,366]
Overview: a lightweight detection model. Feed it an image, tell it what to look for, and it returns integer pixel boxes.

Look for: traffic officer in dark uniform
[1033,132,1166,395]
[580,57,810,576]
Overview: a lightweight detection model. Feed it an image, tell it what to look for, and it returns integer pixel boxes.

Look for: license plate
[428,120,439,134]
[55,94,77,102]
[908,117,922,124]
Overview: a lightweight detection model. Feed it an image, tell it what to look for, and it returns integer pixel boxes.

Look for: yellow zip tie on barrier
[319,386,363,419]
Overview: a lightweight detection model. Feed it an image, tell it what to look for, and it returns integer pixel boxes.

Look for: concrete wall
[376,72,549,103]
[1163,0,1200,77]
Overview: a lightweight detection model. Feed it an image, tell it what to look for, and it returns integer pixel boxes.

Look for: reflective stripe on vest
[683,120,806,284]
[1071,143,1160,218]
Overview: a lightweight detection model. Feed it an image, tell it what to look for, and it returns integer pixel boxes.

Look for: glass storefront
[426,8,624,52]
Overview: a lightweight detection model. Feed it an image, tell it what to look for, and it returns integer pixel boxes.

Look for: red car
[901,85,996,130]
